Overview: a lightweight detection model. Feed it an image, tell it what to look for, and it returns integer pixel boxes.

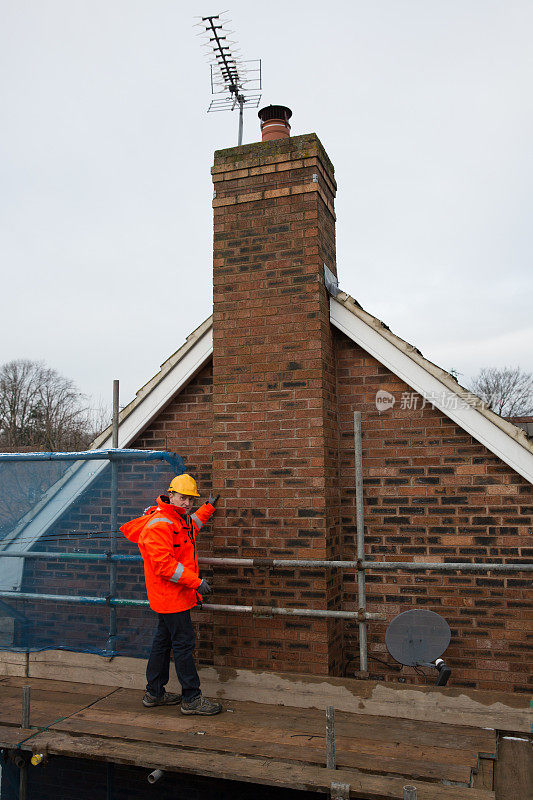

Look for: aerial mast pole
[238,94,244,145]
[196,13,262,146]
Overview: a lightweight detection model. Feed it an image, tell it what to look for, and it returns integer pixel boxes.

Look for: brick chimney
[211,112,342,675]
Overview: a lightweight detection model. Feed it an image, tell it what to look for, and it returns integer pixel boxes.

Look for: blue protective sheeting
[0,448,185,474]
[0,448,188,657]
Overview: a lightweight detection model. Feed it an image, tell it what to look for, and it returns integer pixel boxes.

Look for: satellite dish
[385,609,452,685]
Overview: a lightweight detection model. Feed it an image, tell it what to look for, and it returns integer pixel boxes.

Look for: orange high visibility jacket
[120,495,215,614]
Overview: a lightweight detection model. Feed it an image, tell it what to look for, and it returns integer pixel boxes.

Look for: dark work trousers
[146,610,201,701]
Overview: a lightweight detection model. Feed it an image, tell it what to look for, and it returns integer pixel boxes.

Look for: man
[120,473,222,715]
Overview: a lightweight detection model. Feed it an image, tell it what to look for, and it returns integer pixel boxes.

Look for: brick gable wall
[13,333,531,690]
[334,329,532,692]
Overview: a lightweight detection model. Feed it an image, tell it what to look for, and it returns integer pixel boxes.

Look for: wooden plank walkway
[493,738,532,800]
[0,676,499,799]
[21,650,533,734]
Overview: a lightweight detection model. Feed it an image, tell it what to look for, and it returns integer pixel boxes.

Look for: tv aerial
[385,609,452,686]
[196,12,262,145]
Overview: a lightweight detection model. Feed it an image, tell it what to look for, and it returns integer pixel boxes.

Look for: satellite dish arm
[434,658,452,686]
[419,658,452,686]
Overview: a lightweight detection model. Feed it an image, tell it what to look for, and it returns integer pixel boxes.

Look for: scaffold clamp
[330,781,350,799]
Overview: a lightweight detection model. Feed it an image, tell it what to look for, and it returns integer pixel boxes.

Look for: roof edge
[334,291,533,458]
[92,315,213,449]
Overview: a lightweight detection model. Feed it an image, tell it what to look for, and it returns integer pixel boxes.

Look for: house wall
[14,336,531,692]
[10,129,531,692]
[334,329,532,692]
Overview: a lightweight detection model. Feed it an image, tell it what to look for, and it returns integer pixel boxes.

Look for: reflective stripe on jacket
[120,495,215,613]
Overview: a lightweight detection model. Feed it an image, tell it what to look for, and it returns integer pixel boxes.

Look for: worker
[120,473,222,716]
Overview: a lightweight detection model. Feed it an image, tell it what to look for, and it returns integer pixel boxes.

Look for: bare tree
[0,362,113,541]
[0,359,94,451]
[469,366,533,418]
[87,398,113,443]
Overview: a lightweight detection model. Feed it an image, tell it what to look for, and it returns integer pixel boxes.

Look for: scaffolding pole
[354,411,367,672]
[0,590,384,621]
[106,379,119,653]
[200,557,533,573]
[0,449,183,469]
[1,551,531,572]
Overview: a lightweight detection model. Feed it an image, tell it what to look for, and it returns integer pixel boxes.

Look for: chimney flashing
[324,264,339,297]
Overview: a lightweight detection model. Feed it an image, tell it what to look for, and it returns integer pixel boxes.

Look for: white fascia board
[330,297,533,485]
[0,328,213,591]
[103,326,213,449]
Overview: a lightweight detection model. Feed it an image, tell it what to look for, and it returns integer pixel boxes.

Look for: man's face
[169,492,194,511]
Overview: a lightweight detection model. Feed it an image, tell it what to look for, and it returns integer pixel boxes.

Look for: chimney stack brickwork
[211,134,343,674]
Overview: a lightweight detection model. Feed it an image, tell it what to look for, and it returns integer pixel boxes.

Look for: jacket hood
[157,495,187,516]
[120,496,184,544]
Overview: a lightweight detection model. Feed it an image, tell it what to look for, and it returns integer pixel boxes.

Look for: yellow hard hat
[167,474,201,497]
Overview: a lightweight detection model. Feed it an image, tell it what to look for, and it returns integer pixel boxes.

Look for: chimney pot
[258,105,292,141]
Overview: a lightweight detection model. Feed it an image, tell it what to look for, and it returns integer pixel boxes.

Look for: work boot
[180,693,222,716]
[142,690,182,708]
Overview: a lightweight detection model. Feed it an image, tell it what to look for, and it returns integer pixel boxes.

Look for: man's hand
[208,492,220,506]
[197,578,213,596]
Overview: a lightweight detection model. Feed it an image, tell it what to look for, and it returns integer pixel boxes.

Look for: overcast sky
[1,0,532,413]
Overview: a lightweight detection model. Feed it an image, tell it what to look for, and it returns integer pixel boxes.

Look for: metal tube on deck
[330,782,350,800]
[106,762,114,800]
[354,411,368,672]
[21,686,30,728]
[147,769,164,784]
[326,706,336,769]
[403,787,418,800]
[19,763,28,800]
